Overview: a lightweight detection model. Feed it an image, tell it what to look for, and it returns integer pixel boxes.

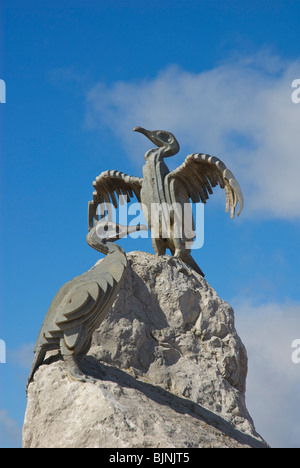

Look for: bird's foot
[66,366,99,385]
[63,353,99,385]
[173,248,184,259]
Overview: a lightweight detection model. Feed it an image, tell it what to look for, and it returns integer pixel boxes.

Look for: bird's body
[89,127,244,277]
[140,151,172,253]
[27,222,144,391]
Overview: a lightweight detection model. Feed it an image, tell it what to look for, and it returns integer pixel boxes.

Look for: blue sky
[0,0,299,448]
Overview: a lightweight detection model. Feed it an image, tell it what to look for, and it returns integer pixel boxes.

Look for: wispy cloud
[0,410,22,448]
[234,300,300,448]
[0,344,34,447]
[86,52,300,220]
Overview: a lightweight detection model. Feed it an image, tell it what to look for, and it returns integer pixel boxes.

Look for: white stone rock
[23,252,268,448]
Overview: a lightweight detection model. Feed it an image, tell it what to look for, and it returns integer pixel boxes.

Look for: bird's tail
[180,251,205,277]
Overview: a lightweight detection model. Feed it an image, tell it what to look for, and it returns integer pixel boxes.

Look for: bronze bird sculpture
[27,220,147,391]
[88,127,244,277]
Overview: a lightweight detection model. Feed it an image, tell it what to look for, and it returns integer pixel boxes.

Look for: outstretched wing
[89,170,143,230]
[166,153,244,218]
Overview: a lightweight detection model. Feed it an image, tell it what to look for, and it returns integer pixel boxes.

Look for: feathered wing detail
[89,170,143,230]
[166,153,244,218]
[27,243,128,390]
[45,265,126,350]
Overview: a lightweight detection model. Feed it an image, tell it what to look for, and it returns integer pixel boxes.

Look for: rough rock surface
[23,252,268,448]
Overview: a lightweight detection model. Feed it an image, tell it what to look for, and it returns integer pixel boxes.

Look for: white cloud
[86,53,300,219]
[0,410,22,448]
[0,344,34,448]
[233,300,300,448]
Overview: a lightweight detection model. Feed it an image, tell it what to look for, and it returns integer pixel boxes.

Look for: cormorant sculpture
[89,127,244,277]
[27,220,146,391]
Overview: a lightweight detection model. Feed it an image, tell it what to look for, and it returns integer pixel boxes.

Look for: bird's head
[133,126,180,158]
[87,219,148,254]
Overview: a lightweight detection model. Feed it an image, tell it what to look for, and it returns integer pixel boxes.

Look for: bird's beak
[108,223,148,242]
[133,126,149,137]
[87,222,148,252]
[126,224,148,236]
[133,126,164,148]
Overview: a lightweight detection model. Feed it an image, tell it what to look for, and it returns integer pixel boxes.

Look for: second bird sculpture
[27,220,147,391]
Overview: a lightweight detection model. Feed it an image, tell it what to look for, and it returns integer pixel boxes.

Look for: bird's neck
[106,242,124,255]
[87,239,122,256]
[145,148,163,163]
[99,241,124,256]
[145,141,178,163]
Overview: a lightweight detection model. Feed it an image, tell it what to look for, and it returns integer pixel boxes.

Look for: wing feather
[167,153,243,218]
[56,282,101,327]
[189,164,210,200]
[48,277,114,342]
[89,170,143,230]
